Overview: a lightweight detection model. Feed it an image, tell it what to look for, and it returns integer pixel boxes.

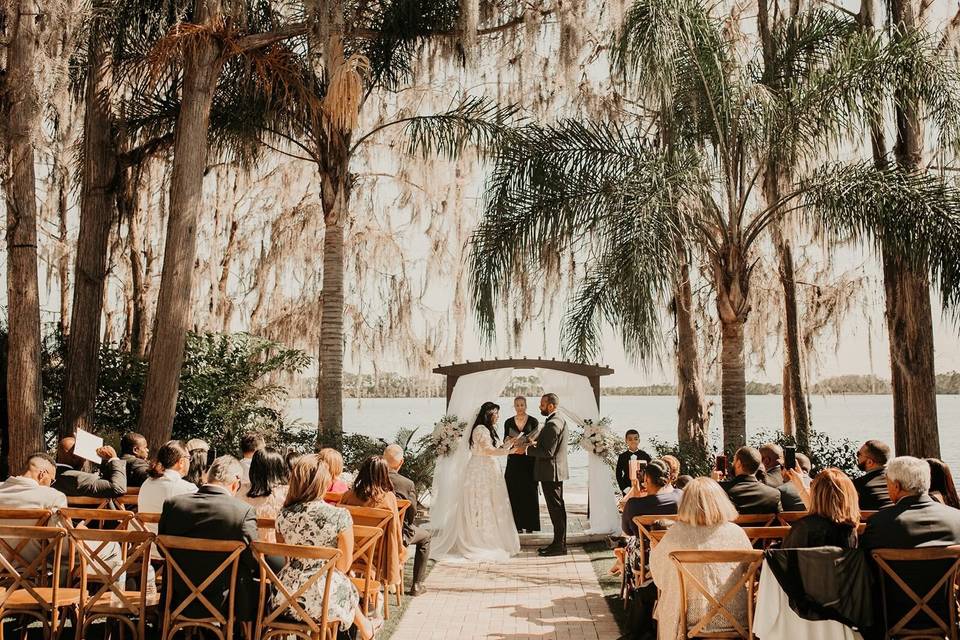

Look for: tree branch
[119,132,175,168]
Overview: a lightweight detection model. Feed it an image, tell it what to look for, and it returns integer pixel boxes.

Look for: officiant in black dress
[504,396,540,533]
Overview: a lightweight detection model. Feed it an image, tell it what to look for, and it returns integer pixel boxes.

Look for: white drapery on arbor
[536,368,620,534]
[429,368,515,555]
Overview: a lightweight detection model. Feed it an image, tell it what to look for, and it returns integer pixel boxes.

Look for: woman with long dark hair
[240,448,289,524]
[432,401,521,561]
[504,396,540,533]
[928,458,960,509]
[341,456,404,587]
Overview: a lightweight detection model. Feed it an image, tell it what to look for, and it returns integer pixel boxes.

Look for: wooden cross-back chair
[257,518,277,542]
[156,535,246,640]
[115,489,140,512]
[669,549,764,639]
[733,513,778,527]
[349,525,384,619]
[0,508,53,582]
[0,525,81,639]
[252,541,342,640]
[859,511,878,521]
[59,507,136,588]
[872,546,960,639]
[70,527,158,640]
[342,504,394,616]
[741,526,791,550]
[631,515,676,586]
[395,499,412,605]
[323,492,344,504]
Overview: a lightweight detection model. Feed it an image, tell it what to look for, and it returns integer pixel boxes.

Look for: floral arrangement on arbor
[579,417,620,469]
[432,415,468,457]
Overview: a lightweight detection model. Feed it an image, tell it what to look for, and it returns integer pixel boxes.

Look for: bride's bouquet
[432,415,468,457]
[580,417,620,469]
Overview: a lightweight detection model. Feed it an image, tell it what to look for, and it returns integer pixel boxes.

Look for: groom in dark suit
[516,392,568,556]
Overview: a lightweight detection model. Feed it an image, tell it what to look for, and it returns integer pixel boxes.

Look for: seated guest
[927,458,960,509]
[853,439,892,511]
[759,443,785,488]
[318,448,350,496]
[384,443,432,596]
[240,448,288,520]
[862,456,960,549]
[138,441,197,528]
[0,453,67,563]
[159,456,259,622]
[716,446,782,514]
[861,456,960,635]
[616,430,652,494]
[620,459,682,537]
[120,432,151,487]
[183,439,210,486]
[239,432,265,485]
[783,468,859,549]
[675,475,693,490]
[661,455,681,486]
[341,456,405,588]
[276,454,378,640]
[285,450,302,472]
[779,453,811,512]
[52,437,126,498]
[650,478,752,640]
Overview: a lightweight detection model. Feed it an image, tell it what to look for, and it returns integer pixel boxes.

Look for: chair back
[776,511,808,524]
[0,509,53,571]
[632,515,676,581]
[156,534,246,640]
[256,517,276,538]
[59,507,135,530]
[669,549,764,639]
[733,513,778,527]
[0,525,67,602]
[252,541,341,638]
[70,528,155,620]
[872,545,960,638]
[116,490,140,511]
[351,525,384,615]
[66,495,115,509]
[324,491,344,504]
[741,526,791,549]
[342,504,392,530]
[134,512,161,531]
[860,510,878,521]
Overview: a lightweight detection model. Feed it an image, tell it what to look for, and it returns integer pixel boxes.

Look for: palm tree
[249,1,528,439]
[470,0,960,454]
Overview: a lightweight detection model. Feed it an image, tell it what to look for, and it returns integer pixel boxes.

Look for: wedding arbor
[432,357,620,534]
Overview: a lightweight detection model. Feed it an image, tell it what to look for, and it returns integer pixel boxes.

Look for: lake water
[286,394,960,492]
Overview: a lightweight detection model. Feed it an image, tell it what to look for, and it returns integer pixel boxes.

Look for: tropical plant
[469,0,960,456]
[749,429,860,478]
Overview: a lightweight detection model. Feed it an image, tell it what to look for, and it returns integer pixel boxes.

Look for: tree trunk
[3,2,45,472]
[61,16,118,438]
[672,242,709,448]
[316,137,351,440]
[138,2,224,452]
[714,248,750,453]
[120,165,150,358]
[57,167,71,337]
[883,0,940,458]
[776,236,810,450]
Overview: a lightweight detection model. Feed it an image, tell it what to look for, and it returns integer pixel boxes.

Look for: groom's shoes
[538,545,567,557]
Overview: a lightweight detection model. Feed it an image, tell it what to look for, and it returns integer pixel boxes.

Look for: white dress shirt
[138,470,198,531]
[240,457,253,485]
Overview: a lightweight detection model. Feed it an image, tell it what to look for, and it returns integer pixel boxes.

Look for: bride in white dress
[431,401,521,561]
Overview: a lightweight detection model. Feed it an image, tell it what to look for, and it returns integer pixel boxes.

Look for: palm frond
[402,95,522,159]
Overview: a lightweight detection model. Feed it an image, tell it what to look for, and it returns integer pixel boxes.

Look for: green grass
[582,541,629,636]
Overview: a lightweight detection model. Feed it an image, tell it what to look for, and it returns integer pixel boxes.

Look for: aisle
[388,548,620,640]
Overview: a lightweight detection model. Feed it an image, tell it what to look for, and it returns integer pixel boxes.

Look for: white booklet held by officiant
[501,431,536,450]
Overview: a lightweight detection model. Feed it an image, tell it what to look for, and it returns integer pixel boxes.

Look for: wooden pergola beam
[433,357,615,409]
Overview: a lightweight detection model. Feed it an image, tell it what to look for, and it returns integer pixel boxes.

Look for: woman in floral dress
[276,454,379,639]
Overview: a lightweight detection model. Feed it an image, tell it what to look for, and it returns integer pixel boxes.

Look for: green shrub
[648,437,719,479]
[749,429,860,477]
[41,331,310,456]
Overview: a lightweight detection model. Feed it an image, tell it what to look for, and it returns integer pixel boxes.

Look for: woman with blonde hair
[275,454,379,639]
[649,477,751,640]
[783,468,859,549]
[318,448,350,497]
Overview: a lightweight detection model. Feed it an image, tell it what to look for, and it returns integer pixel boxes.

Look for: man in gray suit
[516,393,568,556]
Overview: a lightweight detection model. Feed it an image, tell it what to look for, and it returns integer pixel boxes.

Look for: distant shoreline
[294,391,960,400]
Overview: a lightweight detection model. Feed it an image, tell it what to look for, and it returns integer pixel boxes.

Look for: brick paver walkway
[389,548,620,640]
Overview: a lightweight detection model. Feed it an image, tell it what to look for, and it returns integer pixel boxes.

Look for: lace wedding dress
[432,425,521,562]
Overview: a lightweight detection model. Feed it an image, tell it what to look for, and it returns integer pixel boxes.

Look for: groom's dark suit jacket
[526,413,569,482]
